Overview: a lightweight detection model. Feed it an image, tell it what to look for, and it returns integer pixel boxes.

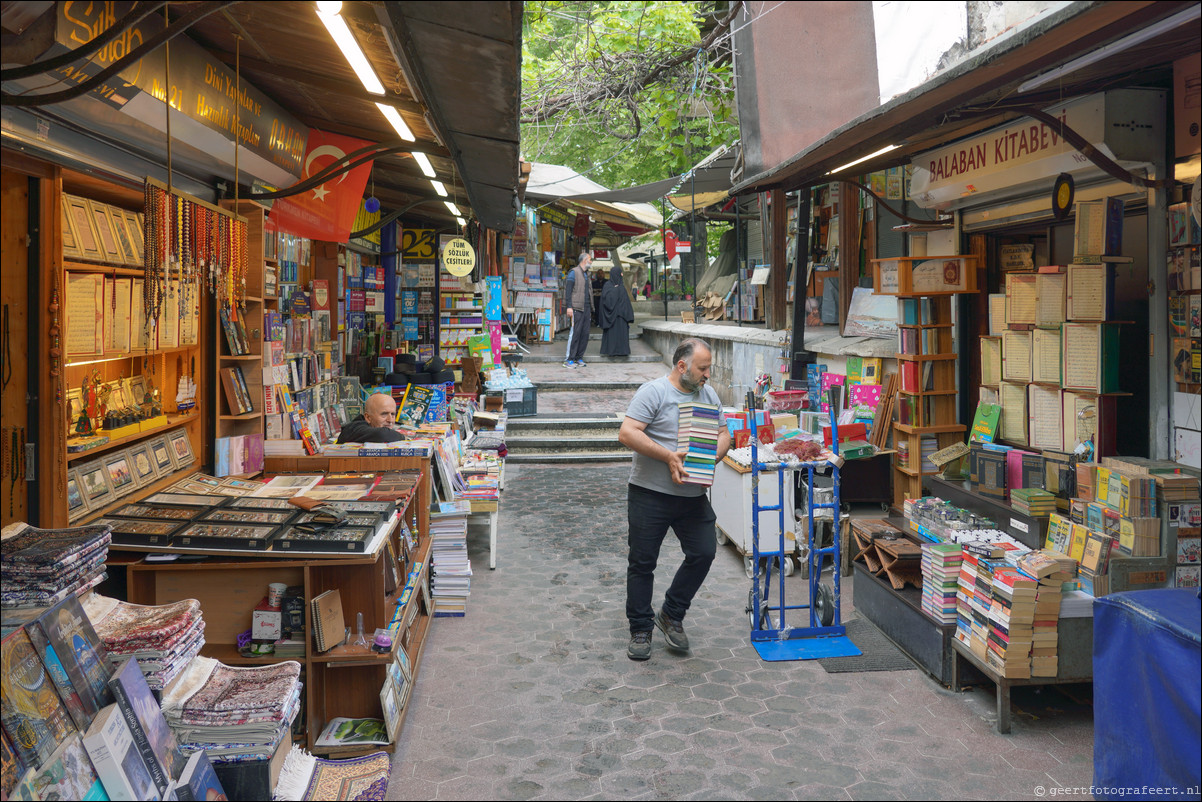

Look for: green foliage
[522,1,738,189]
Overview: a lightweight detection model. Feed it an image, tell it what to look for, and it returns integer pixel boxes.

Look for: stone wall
[639,320,788,406]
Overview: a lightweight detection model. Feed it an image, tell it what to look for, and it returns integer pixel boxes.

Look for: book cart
[119,455,432,757]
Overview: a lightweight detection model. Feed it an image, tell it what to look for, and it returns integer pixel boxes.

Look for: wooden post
[769,188,788,329]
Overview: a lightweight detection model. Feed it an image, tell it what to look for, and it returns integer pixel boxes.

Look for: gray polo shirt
[625,375,726,497]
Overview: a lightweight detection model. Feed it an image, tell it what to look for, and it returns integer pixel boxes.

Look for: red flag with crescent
[268,129,375,242]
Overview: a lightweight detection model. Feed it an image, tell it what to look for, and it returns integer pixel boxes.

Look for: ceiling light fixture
[315,5,385,95]
[826,144,899,176]
[456,217,466,227]
[376,103,415,142]
[412,151,436,178]
[430,180,448,197]
[1018,4,1201,93]
[444,201,461,216]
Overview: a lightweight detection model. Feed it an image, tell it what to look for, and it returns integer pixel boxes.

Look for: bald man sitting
[336,392,406,444]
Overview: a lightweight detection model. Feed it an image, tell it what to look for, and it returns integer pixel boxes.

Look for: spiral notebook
[310,589,344,653]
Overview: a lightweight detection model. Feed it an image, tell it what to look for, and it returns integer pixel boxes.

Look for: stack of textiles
[0,524,110,608]
[161,656,302,763]
[83,594,205,690]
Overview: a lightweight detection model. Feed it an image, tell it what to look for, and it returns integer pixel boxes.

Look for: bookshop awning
[531,145,738,208]
[526,163,663,237]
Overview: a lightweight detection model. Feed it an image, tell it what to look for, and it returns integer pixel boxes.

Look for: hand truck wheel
[747,587,771,631]
[813,582,836,627]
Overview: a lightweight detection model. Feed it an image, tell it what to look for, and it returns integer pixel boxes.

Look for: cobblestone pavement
[387,464,1095,801]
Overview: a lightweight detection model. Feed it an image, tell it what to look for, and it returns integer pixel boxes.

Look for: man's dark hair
[672,337,711,367]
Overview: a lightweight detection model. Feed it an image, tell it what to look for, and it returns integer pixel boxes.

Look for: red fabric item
[268,129,375,242]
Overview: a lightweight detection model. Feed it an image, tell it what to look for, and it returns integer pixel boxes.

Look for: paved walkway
[386,339,1097,801]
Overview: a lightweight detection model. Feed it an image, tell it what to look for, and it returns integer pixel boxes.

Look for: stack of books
[920,543,962,624]
[677,402,721,486]
[429,501,472,617]
[1017,550,1076,676]
[987,567,1037,679]
[1010,488,1056,517]
[954,548,979,644]
[969,554,1002,660]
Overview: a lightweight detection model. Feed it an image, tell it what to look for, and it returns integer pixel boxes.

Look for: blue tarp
[1094,589,1201,800]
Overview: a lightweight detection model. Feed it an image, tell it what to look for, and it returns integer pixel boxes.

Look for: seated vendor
[337,392,405,444]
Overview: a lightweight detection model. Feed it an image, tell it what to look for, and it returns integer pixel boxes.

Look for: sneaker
[655,609,689,651]
[576,360,587,367]
[562,360,574,368]
[627,631,652,661]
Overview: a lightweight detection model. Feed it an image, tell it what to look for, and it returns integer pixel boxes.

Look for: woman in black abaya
[598,265,635,357]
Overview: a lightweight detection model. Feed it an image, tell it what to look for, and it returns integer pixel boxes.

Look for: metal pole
[660,199,669,321]
[791,189,815,379]
[735,196,743,327]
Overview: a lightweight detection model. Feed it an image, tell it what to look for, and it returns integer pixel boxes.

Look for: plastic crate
[498,386,537,417]
[765,389,808,412]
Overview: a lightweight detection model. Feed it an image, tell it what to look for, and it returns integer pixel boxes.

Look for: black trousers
[567,307,591,362]
[626,483,717,633]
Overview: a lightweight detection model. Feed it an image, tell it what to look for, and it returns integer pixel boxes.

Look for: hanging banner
[268,129,375,243]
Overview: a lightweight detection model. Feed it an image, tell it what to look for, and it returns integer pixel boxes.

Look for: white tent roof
[525,163,663,229]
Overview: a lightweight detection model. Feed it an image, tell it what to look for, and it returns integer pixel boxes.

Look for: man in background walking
[563,252,593,368]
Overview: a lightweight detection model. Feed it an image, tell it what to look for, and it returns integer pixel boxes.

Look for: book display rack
[54,171,212,527]
[872,256,978,508]
[124,460,432,757]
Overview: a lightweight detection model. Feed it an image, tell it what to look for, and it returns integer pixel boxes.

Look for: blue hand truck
[743,390,861,661]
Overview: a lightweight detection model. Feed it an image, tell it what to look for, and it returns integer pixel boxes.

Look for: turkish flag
[268,129,375,242]
[663,229,678,259]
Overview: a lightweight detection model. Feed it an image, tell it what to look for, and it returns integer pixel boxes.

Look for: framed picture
[66,195,103,261]
[110,207,140,267]
[126,444,157,484]
[121,210,145,264]
[103,452,139,496]
[88,199,124,264]
[66,388,84,431]
[61,195,82,259]
[66,469,90,523]
[149,435,177,474]
[167,429,194,468]
[77,460,114,508]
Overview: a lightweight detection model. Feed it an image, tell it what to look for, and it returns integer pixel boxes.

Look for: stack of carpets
[0,524,110,609]
[273,745,391,801]
[83,594,206,690]
[161,655,302,763]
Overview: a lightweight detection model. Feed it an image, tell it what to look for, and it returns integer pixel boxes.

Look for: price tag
[506,388,524,402]
[1010,518,1029,534]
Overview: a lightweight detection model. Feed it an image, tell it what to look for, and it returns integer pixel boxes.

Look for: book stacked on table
[430,501,472,617]
[0,524,111,609]
[987,567,1037,679]
[954,548,979,644]
[920,543,962,624]
[1010,488,1056,517]
[969,556,1004,660]
[677,402,721,486]
[160,655,302,764]
[1018,550,1076,677]
[84,594,206,691]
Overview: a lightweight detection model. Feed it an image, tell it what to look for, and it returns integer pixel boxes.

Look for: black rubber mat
[817,617,916,673]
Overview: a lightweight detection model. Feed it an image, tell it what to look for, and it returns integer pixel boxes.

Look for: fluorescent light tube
[444,201,461,216]
[376,103,415,142]
[412,151,436,177]
[430,180,448,197]
[316,9,384,95]
[826,144,898,176]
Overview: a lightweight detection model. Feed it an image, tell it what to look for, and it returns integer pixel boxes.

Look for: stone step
[522,354,661,364]
[505,436,623,452]
[534,381,643,392]
[504,420,622,437]
[505,451,632,464]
